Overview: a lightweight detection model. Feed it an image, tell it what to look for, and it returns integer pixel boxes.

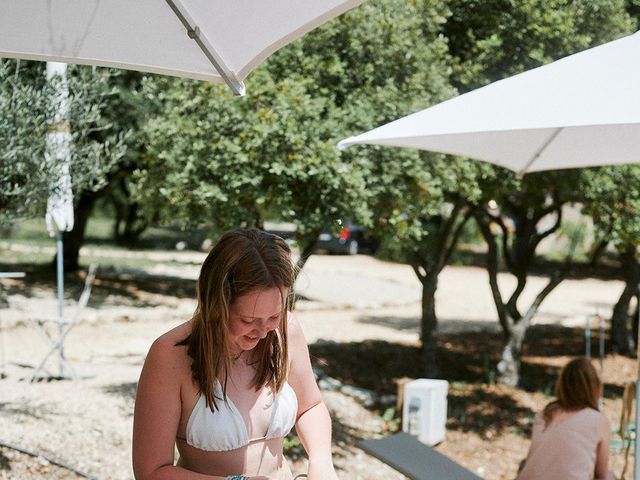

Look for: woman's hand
[307,461,338,480]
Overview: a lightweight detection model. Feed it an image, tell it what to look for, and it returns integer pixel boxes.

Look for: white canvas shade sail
[0,0,364,96]
[339,31,640,174]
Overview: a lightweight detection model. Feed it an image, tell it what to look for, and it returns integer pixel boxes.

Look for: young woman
[133,229,337,480]
[518,357,615,480]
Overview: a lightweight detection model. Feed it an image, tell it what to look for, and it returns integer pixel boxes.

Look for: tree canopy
[0,60,125,225]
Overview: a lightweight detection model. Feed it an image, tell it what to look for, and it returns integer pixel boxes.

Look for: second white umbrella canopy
[0,0,364,96]
[339,31,640,174]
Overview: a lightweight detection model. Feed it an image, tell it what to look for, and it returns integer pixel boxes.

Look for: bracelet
[225,476,248,480]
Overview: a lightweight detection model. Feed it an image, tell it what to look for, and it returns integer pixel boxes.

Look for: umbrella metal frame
[165,0,245,96]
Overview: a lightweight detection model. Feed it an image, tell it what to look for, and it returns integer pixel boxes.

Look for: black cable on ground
[0,439,98,479]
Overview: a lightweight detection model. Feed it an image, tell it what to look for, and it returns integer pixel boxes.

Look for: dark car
[314,221,378,255]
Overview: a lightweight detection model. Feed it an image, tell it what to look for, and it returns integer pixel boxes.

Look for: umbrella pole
[599,315,605,373]
[585,315,591,357]
[56,231,65,378]
[635,320,640,480]
[599,315,605,410]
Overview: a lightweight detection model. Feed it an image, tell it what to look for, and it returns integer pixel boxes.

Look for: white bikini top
[185,381,298,452]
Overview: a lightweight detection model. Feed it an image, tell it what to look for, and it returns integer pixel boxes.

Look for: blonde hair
[179,228,295,410]
[542,357,601,427]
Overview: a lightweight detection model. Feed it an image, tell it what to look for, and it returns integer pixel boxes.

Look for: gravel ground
[0,253,633,479]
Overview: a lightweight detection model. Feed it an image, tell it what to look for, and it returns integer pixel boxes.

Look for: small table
[0,272,26,279]
[359,432,483,480]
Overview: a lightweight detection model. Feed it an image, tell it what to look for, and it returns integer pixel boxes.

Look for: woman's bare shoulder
[146,321,192,369]
[285,312,310,357]
[285,312,304,341]
[156,320,192,344]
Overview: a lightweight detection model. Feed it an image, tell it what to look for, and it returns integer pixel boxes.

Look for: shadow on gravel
[310,340,422,395]
[447,385,535,436]
[0,449,10,471]
[0,402,50,420]
[354,314,505,336]
[309,328,600,441]
[93,270,196,306]
[103,382,137,402]
[310,323,622,401]
[309,323,637,446]
[309,338,539,438]
[355,315,419,332]
[330,413,369,462]
[0,262,196,310]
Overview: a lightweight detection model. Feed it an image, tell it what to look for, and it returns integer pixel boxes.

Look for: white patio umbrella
[339,30,640,175]
[339,30,640,478]
[0,0,364,96]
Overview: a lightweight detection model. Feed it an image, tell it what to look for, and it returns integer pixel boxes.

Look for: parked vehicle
[314,221,378,255]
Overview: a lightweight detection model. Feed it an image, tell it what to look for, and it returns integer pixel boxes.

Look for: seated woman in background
[132,228,337,480]
[518,356,615,480]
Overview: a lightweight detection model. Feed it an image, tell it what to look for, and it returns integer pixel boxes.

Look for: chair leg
[28,264,96,381]
[29,323,78,382]
[29,345,59,382]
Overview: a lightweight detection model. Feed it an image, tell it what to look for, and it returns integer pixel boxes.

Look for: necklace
[231,351,243,362]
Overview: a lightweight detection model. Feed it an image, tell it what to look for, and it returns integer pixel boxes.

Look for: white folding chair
[29,264,97,381]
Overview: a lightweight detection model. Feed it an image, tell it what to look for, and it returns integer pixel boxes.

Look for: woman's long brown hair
[179,228,295,411]
[542,356,601,427]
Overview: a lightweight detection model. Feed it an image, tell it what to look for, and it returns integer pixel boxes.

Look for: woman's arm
[295,402,337,480]
[594,414,615,480]
[287,314,338,480]
[133,336,249,480]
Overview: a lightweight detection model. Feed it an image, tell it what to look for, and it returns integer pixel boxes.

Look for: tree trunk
[497,319,527,387]
[494,271,563,386]
[475,205,565,387]
[114,202,148,245]
[60,191,99,272]
[420,273,439,377]
[610,246,639,355]
[412,203,471,378]
[294,228,322,274]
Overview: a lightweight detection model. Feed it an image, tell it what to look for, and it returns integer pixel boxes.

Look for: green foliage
[4,0,634,279]
[0,60,50,222]
[303,0,460,261]
[441,0,635,265]
[283,434,302,451]
[376,406,401,434]
[134,0,457,247]
[554,219,589,262]
[65,66,128,192]
[628,0,640,25]
[445,0,635,91]
[0,60,126,225]
[343,0,634,270]
[136,68,365,242]
[437,0,635,269]
[66,0,635,274]
[283,433,304,460]
[580,165,640,250]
